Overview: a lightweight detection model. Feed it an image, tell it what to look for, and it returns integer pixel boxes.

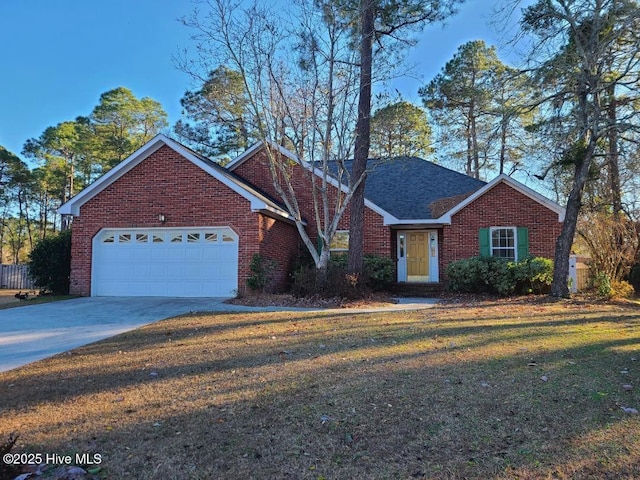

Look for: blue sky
[0,0,527,161]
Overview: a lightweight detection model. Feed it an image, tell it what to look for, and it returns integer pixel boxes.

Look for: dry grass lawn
[1,297,639,479]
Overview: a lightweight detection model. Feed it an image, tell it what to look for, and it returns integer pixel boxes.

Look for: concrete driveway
[0,297,295,373]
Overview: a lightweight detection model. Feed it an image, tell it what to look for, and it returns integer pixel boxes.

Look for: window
[330,231,349,252]
[479,227,529,261]
[136,233,148,243]
[187,232,200,243]
[491,227,516,260]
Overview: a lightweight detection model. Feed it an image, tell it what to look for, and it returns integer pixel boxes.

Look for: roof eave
[386,218,449,227]
[256,204,306,226]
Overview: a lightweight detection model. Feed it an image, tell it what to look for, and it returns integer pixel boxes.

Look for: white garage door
[92,227,238,297]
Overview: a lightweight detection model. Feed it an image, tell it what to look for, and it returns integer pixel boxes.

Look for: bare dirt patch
[1,297,639,479]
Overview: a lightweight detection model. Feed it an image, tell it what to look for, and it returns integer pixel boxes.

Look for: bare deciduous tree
[179,0,363,271]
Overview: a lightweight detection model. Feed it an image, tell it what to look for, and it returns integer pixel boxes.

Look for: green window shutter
[479,228,490,257]
[517,227,529,260]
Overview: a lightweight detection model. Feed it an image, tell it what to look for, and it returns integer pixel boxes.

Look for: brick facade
[439,182,562,278]
[68,140,562,296]
[232,151,390,256]
[69,145,298,296]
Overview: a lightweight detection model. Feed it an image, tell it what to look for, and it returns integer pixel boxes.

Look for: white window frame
[490,226,518,261]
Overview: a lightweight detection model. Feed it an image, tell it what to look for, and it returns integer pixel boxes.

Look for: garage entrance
[92,227,238,297]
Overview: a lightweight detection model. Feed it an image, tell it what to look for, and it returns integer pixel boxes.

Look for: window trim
[489,226,518,261]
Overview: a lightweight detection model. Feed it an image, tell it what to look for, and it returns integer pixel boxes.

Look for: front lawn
[1,297,639,479]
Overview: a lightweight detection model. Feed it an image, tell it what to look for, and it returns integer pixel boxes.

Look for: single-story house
[59,134,565,297]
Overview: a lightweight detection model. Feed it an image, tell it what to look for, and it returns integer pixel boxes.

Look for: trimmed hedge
[446,256,553,296]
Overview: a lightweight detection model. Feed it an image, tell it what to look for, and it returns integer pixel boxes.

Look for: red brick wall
[257,214,300,292]
[70,145,297,296]
[439,181,562,277]
[233,150,390,257]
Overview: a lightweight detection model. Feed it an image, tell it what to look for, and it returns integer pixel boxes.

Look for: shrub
[290,253,394,298]
[28,230,71,294]
[484,257,516,296]
[290,261,362,299]
[445,257,490,293]
[592,272,612,299]
[513,257,554,294]
[446,256,554,296]
[363,254,395,291]
[246,254,278,292]
[610,280,635,299]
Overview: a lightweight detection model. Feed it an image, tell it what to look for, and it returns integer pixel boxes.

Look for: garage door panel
[147,263,167,277]
[149,248,169,262]
[184,249,204,262]
[93,227,238,297]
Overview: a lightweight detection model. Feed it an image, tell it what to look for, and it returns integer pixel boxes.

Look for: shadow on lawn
[1,308,639,409]
[1,306,639,479]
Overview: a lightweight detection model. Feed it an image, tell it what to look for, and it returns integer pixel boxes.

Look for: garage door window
[170,233,183,243]
[153,233,164,243]
[187,232,200,243]
[136,233,148,243]
[119,233,131,243]
[205,232,218,242]
[102,233,115,243]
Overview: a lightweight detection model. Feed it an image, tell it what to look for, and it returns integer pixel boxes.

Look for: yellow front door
[407,232,429,282]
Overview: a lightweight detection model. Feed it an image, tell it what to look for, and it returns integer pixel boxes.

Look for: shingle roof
[342,157,487,220]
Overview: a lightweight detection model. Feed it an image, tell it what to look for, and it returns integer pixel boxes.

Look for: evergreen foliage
[446,256,554,296]
[28,230,72,294]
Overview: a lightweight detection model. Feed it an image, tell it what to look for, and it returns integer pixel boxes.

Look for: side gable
[59,134,294,222]
[438,174,565,223]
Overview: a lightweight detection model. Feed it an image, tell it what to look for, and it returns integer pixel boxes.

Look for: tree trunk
[347,0,374,276]
[469,103,480,179]
[607,86,622,217]
[551,140,596,297]
[499,113,508,175]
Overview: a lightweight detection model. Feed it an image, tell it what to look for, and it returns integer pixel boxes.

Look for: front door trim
[396,229,439,283]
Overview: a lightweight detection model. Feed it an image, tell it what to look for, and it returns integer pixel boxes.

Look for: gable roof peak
[58,134,294,222]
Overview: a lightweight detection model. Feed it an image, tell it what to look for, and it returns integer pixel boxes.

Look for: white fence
[0,264,36,290]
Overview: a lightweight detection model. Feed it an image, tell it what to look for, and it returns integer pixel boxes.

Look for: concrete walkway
[0,296,438,373]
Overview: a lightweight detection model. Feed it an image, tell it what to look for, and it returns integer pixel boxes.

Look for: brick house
[59,134,564,297]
